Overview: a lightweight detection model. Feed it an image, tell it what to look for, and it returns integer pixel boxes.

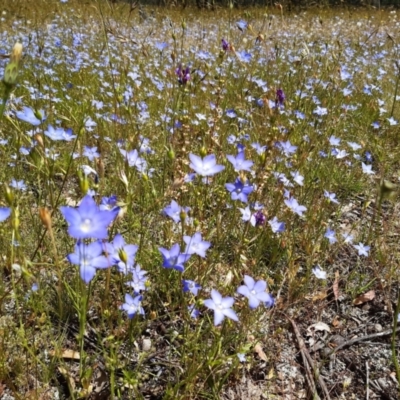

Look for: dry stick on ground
[287,317,331,400]
[327,326,400,357]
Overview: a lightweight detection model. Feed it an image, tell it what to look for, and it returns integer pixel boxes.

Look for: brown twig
[328,326,400,357]
[287,316,331,400]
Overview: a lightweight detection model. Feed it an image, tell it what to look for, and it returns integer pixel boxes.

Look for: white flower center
[80,218,92,232]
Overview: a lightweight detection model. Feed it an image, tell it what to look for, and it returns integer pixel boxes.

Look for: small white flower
[312,265,327,280]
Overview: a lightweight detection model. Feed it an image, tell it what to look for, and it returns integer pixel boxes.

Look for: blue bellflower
[203,289,238,326]
[67,240,114,284]
[183,232,211,258]
[237,275,274,309]
[225,178,253,203]
[0,207,11,222]
[60,195,119,239]
[158,244,190,272]
[120,294,144,319]
[16,107,45,126]
[226,151,254,172]
[189,154,225,177]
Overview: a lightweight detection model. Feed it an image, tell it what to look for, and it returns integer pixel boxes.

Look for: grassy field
[0,0,400,399]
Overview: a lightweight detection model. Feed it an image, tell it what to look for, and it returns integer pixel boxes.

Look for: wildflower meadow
[0,0,400,398]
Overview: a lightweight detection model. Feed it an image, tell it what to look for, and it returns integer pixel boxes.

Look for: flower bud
[199,146,207,158]
[179,209,187,222]
[78,170,89,195]
[4,184,13,206]
[167,147,175,160]
[118,248,128,264]
[39,207,52,230]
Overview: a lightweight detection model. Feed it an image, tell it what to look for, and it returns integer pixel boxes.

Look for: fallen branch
[328,326,400,357]
[287,316,331,400]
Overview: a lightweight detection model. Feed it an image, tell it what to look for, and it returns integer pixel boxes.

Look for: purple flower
[203,289,238,326]
[0,207,11,222]
[226,151,254,172]
[225,178,253,203]
[284,197,307,217]
[163,200,190,223]
[182,280,201,296]
[253,210,266,226]
[183,232,211,258]
[276,89,285,107]
[120,294,144,319]
[176,64,190,85]
[221,38,229,51]
[67,240,113,284]
[158,244,190,272]
[60,195,119,240]
[16,107,45,126]
[237,275,274,309]
[189,153,225,177]
[268,216,285,233]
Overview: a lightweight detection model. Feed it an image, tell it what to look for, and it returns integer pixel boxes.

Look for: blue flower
[324,190,339,204]
[16,107,45,126]
[278,140,297,157]
[83,146,100,161]
[268,216,285,233]
[225,178,253,203]
[163,200,190,224]
[67,240,114,284]
[237,275,274,309]
[182,280,201,296]
[120,294,144,319]
[312,265,327,280]
[203,289,238,326]
[126,265,148,294]
[284,197,307,217]
[183,232,211,258]
[10,179,27,191]
[158,244,190,272]
[60,195,119,239]
[99,195,118,211]
[226,151,254,172]
[107,234,138,274]
[236,20,248,31]
[353,242,370,256]
[120,148,147,173]
[0,207,11,222]
[189,154,225,177]
[324,228,337,244]
[236,51,252,63]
